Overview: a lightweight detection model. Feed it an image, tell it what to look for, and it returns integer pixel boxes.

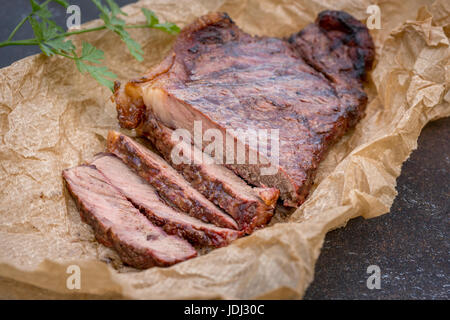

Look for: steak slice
[106,131,239,230]
[91,153,242,247]
[137,113,279,233]
[62,165,197,269]
[114,11,375,207]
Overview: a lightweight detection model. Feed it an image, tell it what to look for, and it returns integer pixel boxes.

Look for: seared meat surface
[92,154,242,247]
[107,131,239,230]
[114,10,374,207]
[138,113,279,233]
[62,165,197,269]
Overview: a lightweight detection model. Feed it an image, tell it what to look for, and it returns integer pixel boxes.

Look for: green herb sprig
[0,0,180,91]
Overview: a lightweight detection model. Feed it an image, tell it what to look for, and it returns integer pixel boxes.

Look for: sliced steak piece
[91,153,242,247]
[114,11,374,207]
[137,113,279,233]
[62,165,197,269]
[106,131,239,230]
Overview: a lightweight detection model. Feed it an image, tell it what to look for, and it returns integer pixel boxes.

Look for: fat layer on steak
[62,165,197,269]
[92,153,242,247]
[114,10,375,207]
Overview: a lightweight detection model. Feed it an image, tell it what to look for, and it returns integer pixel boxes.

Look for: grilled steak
[114,10,375,207]
[62,165,197,269]
[106,131,239,230]
[92,153,242,247]
[137,113,279,233]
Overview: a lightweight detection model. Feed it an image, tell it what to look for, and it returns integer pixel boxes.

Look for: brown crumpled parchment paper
[0,0,449,299]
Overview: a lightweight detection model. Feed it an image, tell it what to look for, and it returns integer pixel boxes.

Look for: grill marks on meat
[106,131,239,230]
[91,154,242,247]
[288,10,375,129]
[291,11,375,83]
[114,11,375,207]
[62,165,197,269]
[137,113,279,233]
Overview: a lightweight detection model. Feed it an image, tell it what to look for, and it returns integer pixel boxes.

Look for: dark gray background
[0,0,448,300]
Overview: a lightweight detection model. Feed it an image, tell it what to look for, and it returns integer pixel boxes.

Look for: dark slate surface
[304,117,449,299]
[1,0,448,300]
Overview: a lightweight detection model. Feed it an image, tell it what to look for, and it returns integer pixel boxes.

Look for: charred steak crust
[106,131,239,230]
[288,10,375,128]
[291,10,375,81]
[62,165,197,269]
[92,154,242,247]
[114,11,375,207]
[138,112,279,233]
